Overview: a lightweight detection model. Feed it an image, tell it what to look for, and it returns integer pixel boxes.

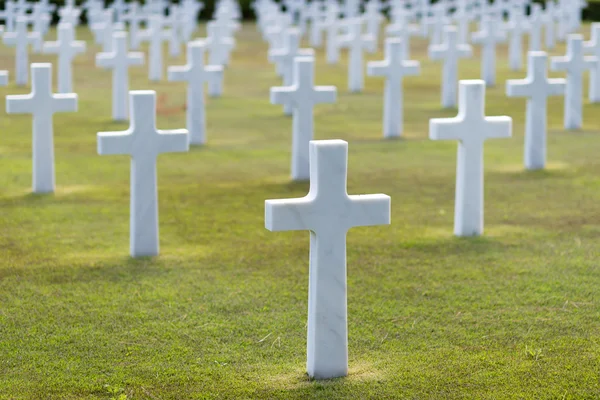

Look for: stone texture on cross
[506,51,565,170]
[551,34,597,130]
[43,23,86,93]
[339,19,376,92]
[429,80,512,237]
[97,91,189,258]
[168,40,223,145]
[583,23,600,103]
[265,139,391,380]
[6,63,78,193]
[472,14,507,87]
[429,25,472,108]
[368,38,420,138]
[96,31,145,121]
[270,56,337,180]
[3,17,41,86]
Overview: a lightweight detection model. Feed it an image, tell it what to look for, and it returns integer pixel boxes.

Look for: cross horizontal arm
[167,65,190,82]
[347,194,391,228]
[127,52,144,66]
[550,56,570,71]
[157,129,190,153]
[313,86,337,104]
[429,117,467,141]
[367,61,390,77]
[205,65,223,83]
[2,33,17,46]
[270,86,296,106]
[506,79,534,97]
[72,41,86,54]
[428,45,447,60]
[265,197,315,232]
[42,41,60,54]
[97,130,134,155]
[546,78,566,96]
[95,53,116,68]
[6,95,34,114]
[483,116,512,139]
[403,61,421,76]
[52,94,78,113]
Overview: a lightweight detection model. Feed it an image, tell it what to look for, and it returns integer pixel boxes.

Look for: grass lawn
[0,22,599,399]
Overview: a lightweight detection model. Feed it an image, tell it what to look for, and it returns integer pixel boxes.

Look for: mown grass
[0,23,599,399]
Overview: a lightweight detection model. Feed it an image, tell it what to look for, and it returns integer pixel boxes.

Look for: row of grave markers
[0,0,598,382]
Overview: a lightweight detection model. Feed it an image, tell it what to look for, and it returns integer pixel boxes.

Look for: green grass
[0,23,599,399]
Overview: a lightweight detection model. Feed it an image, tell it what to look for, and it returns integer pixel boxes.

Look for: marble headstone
[429,26,472,108]
[6,63,78,193]
[97,91,189,257]
[270,56,337,180]
[429,80,512,236]
[368,38,420,137]
[42,23,86,93]
[96,31,145,121]
[168,40,223,145]
[265,139,391,380]
[3,17,41,85]
[551,34,597,129]
[506,51,565,170]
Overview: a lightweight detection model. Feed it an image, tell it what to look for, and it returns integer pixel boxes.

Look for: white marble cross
[368,38,420,138]
[0,1,18,32]
[122,2,145,50]
[323,4,342,64]
[584,23,600,103]
[205,22,235,97]
[111,0,129,23]
[472,15,507,87]
[386,10,419,60]
[270,56,337,180]
[529,4,543,52]
[308,0,326,47]
[168,40,222,145]
[551,34,597,130]
[507,4,529,70]
[339,19,375,92]
[96,31,145,121]
[97,90,189,258]
[42,23,86,93]
[163,9,182,58]
[269,28,314,114]
[429,26,472,108]
[206,20,236,67]
[3,17,41,85]
[146,16,168,81]
[541,1,556,50]
[429,80,512,236]
[31,3,51,40]
[6,63,77,193]
[362,0,384,46]
[265,139,391,380]
[506,51,565,170]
